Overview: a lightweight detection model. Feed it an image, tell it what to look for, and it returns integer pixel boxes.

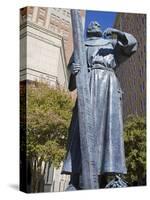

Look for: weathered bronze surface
[62,11,137,190]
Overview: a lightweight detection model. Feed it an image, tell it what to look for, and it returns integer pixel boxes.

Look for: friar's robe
[62,32,137,175]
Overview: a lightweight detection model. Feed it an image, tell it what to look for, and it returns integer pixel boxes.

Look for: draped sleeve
[114,32,137,65]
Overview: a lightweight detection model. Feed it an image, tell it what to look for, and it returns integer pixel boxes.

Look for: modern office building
[114,13,146,119]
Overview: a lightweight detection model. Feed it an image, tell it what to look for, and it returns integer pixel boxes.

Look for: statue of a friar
[61,18,137,190]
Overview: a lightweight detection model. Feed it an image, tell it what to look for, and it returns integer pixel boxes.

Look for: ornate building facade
[20,7,71,87]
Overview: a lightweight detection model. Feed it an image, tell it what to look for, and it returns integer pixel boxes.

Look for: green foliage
[26,81,74,167]
[36,141,65,168]
[124,115,146,186]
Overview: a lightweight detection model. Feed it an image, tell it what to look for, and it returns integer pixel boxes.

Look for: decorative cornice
[20,21,62,41]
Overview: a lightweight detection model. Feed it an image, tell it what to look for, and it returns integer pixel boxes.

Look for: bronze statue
[61,11,137,190]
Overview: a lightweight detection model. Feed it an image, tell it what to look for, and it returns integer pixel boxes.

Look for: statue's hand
[71,63,80,75]
[103,28,123,38]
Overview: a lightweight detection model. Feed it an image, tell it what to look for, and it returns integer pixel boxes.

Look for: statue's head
[86,21,102,38]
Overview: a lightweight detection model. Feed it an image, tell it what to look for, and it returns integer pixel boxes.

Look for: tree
[124,115,146,186]
[24,81,74,192]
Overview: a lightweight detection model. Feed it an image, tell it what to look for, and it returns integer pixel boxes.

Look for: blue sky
[85,10,117,36]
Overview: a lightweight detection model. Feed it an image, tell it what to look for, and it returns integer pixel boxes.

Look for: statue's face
[86,21,102,38]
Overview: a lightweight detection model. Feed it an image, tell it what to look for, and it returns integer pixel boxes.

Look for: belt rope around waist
[90,64,114,72]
